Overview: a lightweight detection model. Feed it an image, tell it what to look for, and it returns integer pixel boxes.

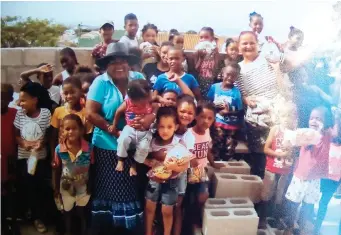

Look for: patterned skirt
[91,147,143,230]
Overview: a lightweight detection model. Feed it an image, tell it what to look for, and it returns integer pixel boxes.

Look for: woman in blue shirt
[86,43,155,234]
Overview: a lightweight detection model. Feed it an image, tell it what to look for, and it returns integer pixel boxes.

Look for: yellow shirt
[51,106,93,134]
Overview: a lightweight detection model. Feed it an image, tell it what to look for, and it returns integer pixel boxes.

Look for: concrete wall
[1,48,93,90]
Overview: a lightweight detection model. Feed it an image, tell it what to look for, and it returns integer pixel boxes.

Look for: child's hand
[108,125,120,138]
[190,159,199,168]
[20,140,35,151]
[277,150,289,159]
[115,161,124,172]
[245,96,257,108]
[38,64,54,73]
[33,140,44,151]
[198,49,207,58]
[168,73,180,83]
[151,46,159,56]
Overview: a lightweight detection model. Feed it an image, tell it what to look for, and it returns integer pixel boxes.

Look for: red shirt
[1,108,17,182]
[265,127,292,175]
[294,133,331,180]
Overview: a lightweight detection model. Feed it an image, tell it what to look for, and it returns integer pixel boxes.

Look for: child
[144,106,187,235]
[217,38,240,80]
[186,101,222,229]
[143,41,173,86]
[20,63,61,105]
[1,83,20,235]
[207,63,244,160]
[169,30,188,72]
[140,23,159,68]
[284,106,334,235]
[14,82,52,233]
[109,79,153,176]
[153,47,202,102]
[51,76,93,157]
[52,114,93,235]
[53,47,79,85]
[284,26,304,52]
[194,27,221,99]
[249,12,265,48]
[161,89,178,107]
[92,21,116,72]
[314,111,341,234]
[262,103,297,228]
[119,13,139,49]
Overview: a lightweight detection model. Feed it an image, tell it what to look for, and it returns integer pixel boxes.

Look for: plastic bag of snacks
[194,41,216,54]
[140,42,154,54]
[164,143,193,173]
[27,150,38,175]
[283,128,322,146]
[188,166,207,184]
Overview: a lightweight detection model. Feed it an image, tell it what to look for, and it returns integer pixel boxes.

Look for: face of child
[177,102,195,127]
[125,19,139,37]
[168,49,183,71]
[222,66,238,87]
[100,27,114,43]
[107,58,129,80]
[162,92,177,106]
[250,16,263,34]
[196,108,215,131]
[157,116,178,141]
[309,109,325,132]
[279,110,297,130]
[225,42,239,61]
[81,82,91,96]
[1,91,13,113]
[173,35,184,49]
[142,28,157,44]
[63,119,82,142]
[289,34,303,49]
[38,73,53,89]
[160,45,170,64]
[63,84,82,107]
[60,55,75,73]
[19,91,38,114]
[239,33,258,60]
[199,30,214,42]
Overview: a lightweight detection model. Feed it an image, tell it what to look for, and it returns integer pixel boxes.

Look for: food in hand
[152,165,172,180]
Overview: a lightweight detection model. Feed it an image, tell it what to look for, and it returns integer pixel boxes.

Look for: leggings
[314,178,341,233]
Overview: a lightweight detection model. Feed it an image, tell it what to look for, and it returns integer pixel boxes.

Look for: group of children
[1,10,340,235]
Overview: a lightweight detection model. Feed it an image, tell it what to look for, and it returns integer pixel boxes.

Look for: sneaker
[34,220,47,233]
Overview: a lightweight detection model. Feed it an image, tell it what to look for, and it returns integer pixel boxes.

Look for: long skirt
[91,147,143,233]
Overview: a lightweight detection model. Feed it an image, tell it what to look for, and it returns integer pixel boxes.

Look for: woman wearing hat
[86,42,154,233]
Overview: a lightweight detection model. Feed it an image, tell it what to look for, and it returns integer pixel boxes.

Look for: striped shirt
[237,55,278,99]
[14,108,51,159]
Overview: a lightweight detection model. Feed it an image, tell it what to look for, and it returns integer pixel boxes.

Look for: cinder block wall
[1,48,92,90]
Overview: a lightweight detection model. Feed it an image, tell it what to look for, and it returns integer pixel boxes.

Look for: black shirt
[142,63,167,85]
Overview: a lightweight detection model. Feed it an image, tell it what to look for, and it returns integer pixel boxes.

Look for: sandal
[34,220,47,233]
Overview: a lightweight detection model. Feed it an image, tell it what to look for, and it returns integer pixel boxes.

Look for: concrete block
[24,48,57,66]
[202,208,259,235]
[207,160,250,180]
[1,68,7,83]
[213,173,263,202]
[258,229,275,235]
[73,48,92,67]
[205,197,253,209]
[1,49,23,66]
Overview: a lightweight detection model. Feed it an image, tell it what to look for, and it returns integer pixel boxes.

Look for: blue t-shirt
[153,73,199,95]
[207,83,243,129]
[129,71,145,81]
[87,72,126,150]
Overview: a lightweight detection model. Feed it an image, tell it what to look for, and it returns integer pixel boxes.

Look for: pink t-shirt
[191,128,212,168]
[125,98,152,126]
[328,143,341,181]
[294,133,331,180]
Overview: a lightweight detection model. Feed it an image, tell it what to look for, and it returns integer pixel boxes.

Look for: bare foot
[115,161,124,171]
[129,167,137,176]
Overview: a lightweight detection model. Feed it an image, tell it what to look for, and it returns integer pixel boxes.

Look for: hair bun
[249,11,257,16]
[290,26,295,31]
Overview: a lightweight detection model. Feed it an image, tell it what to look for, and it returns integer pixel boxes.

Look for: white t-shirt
[119,35,139,49]
[48,85,61,104]
[14,108,51,159]
[150,135,181,152]
[175,129,195,152]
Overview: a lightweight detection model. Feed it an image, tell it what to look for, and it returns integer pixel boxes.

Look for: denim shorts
[186,181,208,195]
[145,178,179,206]
[177,172,187,196]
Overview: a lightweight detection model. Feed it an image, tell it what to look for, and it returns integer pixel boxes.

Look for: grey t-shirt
[119,35,139,49]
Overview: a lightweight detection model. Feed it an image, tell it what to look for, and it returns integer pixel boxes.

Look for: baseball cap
[100,21,114,30]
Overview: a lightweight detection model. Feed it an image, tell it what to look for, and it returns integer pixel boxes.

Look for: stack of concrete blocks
[206,160,251,181]
[202,207,259,235]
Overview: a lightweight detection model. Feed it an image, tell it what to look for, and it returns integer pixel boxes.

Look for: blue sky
[1,1,335,42]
